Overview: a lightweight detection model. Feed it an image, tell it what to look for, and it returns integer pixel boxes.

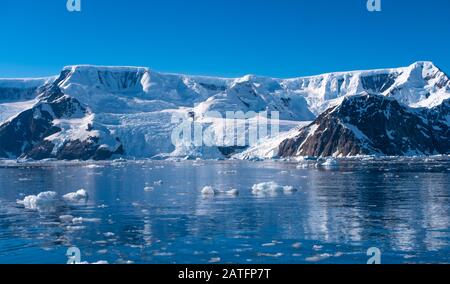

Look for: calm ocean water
[1,157,450,264]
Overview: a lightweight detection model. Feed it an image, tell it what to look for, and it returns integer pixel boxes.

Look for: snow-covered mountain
[277,94,450,158]
[0,77,55,102]
[0,61,449,160]
[0,77,57,123]
[0,81,123,160]
[282,61,450,114]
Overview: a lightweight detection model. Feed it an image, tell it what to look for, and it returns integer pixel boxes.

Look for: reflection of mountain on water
[0,159,450,263]
[303,161,450,253]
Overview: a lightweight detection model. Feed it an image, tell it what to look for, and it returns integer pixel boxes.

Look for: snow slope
[282,61,450,114]
[55,62,450,115]
[0,77,55,123]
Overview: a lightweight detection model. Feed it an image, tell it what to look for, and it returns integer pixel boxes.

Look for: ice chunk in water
[201,186,216,196]
[63,189,89,202]
[321,158,339,168]
[17,191,60,211]
[225,188,239,196]
[201,186,239,197]
[305,253,332,262]
[251,181,297,195]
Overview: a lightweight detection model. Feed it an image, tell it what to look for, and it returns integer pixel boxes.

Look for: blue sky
[0,0,449,78]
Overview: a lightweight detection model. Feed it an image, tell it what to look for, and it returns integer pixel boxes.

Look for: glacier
[0,61,449,160]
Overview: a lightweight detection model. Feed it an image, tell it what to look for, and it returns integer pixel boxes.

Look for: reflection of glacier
[301,162,450,253]
[303,170,363,243]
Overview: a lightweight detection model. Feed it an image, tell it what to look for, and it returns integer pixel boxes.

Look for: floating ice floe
[17,190,94,215]
[63,189,89,203]
[320,158,339,168]
[218,170,237,175]
[224,188,239,196]
[144,186,154,192]
[84,164,103,169]
[305,253,333,262]
[201,186,216,196]
[208,257,221,263]
[257,252,283,258]
[60,215,100,225]
[312,245,323,251]
[251,181,297,195]
[201,186,239,197]
[72,217,101,224]
[97,249,108,255]
[17,191,61,211]
[72,217,84,224]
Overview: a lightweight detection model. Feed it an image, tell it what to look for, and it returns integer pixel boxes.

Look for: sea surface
[1,157,450,264]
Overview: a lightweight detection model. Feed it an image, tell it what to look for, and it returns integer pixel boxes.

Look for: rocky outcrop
[0,82,124,160]
[279,94,450,157]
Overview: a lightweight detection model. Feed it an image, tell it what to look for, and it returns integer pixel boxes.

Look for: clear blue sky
[0,0,449,78]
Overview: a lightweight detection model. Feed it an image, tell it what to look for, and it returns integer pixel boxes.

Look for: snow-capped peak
[62,65,150,73]
[2,62,450,161]
[3,61,449,115]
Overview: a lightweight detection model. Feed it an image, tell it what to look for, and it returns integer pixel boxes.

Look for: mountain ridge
[278,93,450,158]
[1,62,449,160]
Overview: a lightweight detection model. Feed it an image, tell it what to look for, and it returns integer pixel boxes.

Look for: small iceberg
[72,217,101,224]
[224,188,239,196]
[320,158,339,168]
[63,189,89,203]
[84,164,103,169]
[18,190,89,212]
[201,186,239,197]
[201,186,216,196]
[305,253,333,262]
[17,191,61,211]
[144,186,154,192]
[251,181,297,195]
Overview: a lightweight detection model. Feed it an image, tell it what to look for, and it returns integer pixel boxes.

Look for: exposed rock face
[279,94,450,157]
[0,80,124,160]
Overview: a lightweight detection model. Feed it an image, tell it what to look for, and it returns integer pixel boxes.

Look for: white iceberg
[305,253,333,262]
[17,191,60,211]
[320,158,339,168]
[251,181,297,195]
[224,188,239,196]
[63,189,89,202]
[201,186,216,196]
[144,186,154,192]
[201,186,239,197]
[72,217,101,224]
